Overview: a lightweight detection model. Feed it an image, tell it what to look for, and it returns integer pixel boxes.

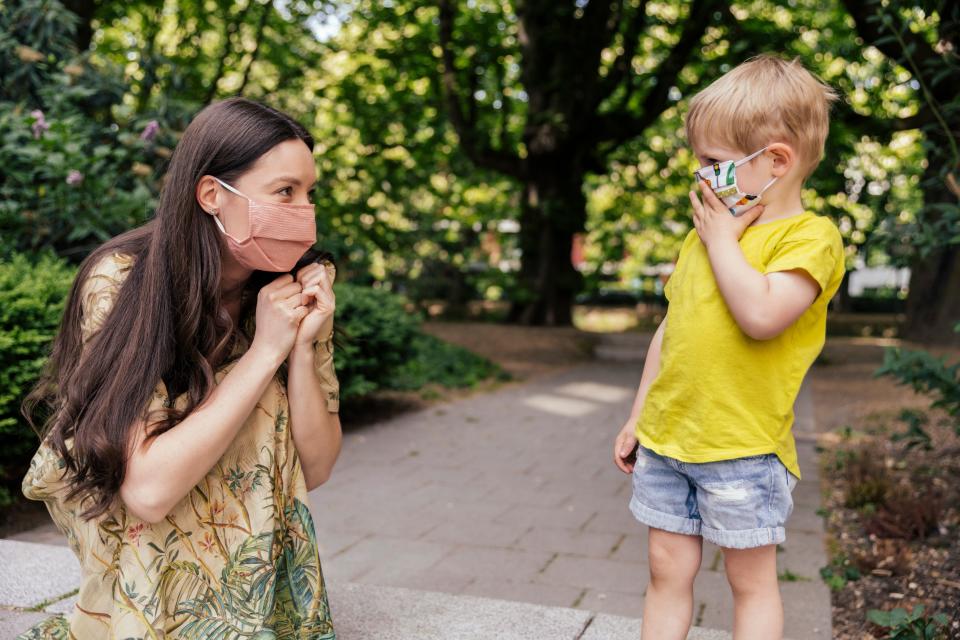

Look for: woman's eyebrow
[268,176,317,187]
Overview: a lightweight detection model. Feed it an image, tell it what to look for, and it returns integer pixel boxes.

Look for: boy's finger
[699,179,724,210]
[688,190,704,215]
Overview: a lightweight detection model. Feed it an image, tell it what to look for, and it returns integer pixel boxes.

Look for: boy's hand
[689,179,765,249]
[613,422,639,474]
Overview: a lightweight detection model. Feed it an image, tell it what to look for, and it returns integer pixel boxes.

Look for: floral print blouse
[18,251,336,639]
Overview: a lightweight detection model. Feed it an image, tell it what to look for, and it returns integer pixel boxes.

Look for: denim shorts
[628,443,799,549]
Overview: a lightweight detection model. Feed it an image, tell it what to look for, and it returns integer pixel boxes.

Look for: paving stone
[492,503,596,530]
[324,536,456,583]
[422,519,526,548]
[514,526,622,558]
[0,539,80,609]
[43,592,78,615]
[326,582,593,640]
[461,578,584,608]
[575,588,644,618]
[421,546,555,583]
[540,555,648,595]
[579,613,732,640]
[5,523,67,547]
[608,532,650,564]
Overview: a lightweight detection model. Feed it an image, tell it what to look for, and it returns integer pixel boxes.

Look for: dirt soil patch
[811,337,960,639]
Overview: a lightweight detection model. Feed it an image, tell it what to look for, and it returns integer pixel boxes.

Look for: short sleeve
[664,230,696,302]
[78,253,135,346]
[764,231,842,296]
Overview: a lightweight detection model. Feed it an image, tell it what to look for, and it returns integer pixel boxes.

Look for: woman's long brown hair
[22,97,321,521]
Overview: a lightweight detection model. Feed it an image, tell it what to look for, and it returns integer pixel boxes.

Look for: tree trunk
[509,166,586,325]
[61,0,98,52]
[903,161,960,346]
[904,246,960,345]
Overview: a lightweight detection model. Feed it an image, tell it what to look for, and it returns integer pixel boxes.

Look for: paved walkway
[4,350,832,638]
[307,359,831,638]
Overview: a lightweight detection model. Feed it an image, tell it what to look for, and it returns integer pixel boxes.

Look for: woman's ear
[766,143,795,177]
[195,175,221,215]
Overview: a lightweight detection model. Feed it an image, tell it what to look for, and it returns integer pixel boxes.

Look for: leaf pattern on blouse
[18,252,335,640]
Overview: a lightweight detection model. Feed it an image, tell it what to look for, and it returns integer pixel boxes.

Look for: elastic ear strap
[213,176,247,199]
[734,146,768,167]
[758,175,779,195]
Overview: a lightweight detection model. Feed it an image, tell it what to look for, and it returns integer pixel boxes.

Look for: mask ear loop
[733,145,769,167]
[212,176,249,198]
[757,174,779,195]
[209,176,253,241]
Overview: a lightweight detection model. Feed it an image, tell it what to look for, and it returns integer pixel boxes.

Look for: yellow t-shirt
[635,210,845,479]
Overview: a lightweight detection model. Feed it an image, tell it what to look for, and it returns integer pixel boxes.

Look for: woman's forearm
[286,343,342,490]
[120,344,286,523]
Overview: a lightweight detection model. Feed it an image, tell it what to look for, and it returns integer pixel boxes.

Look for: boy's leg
[641,527,703,640]
[722,544,782,640]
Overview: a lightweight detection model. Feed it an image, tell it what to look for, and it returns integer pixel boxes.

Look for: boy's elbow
[739,313,788,341]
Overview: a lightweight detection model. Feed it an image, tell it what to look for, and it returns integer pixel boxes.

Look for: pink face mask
[210,177,317,272]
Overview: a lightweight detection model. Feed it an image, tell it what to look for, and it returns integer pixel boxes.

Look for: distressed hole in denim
[704,482,750,503]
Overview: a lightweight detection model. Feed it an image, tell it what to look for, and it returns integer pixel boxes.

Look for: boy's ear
[766,142,795,177]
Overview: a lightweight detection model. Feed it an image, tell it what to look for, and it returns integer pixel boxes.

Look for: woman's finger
[296,262,322,283]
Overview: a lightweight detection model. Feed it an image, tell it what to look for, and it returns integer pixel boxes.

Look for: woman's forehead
[248,139,316,183]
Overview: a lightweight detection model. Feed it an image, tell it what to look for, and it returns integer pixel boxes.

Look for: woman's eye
[277,186,293,197]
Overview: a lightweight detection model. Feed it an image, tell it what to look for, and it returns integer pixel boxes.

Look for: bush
[332,283,502,398]
[876,326,960,434]
[391,333,505,392]
[331,283,423,399]
[0,252,76,508]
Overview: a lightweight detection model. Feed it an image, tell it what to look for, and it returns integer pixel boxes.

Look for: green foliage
[0,252,76,508]
[0,105,160,258]
[819,554,862,591]
[0,0,165,259]
[331,283,423,399]
[391,333,507,392]
[876,339,960,432]
[890,409,933,451]
[332,283,500,400]
[867,605,949,640]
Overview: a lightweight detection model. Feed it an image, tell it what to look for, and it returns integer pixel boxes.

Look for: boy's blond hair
[686,54,838,180]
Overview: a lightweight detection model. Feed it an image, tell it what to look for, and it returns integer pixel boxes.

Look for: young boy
[612,55,845,639]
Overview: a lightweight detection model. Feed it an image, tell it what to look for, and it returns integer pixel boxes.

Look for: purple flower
[30,109,49,139]
[140,120,160,141]
[66,170,83,185]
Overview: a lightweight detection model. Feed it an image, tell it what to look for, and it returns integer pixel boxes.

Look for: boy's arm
[705,243,820,340]
[613,313,666,473]
[689,182,824,341]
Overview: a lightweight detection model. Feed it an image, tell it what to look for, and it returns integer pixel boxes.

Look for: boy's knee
[722,546,778,594]
[648,534,701,581]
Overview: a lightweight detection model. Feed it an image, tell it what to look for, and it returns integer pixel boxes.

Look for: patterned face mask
[693,146,777,216]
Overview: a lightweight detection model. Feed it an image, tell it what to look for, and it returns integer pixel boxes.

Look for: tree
[436,0,721,324]
[842,0,960,344]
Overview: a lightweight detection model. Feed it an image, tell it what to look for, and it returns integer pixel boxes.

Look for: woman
[18,97,341,639]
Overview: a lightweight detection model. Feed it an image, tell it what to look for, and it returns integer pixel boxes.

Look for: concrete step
[0,538,732,639]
